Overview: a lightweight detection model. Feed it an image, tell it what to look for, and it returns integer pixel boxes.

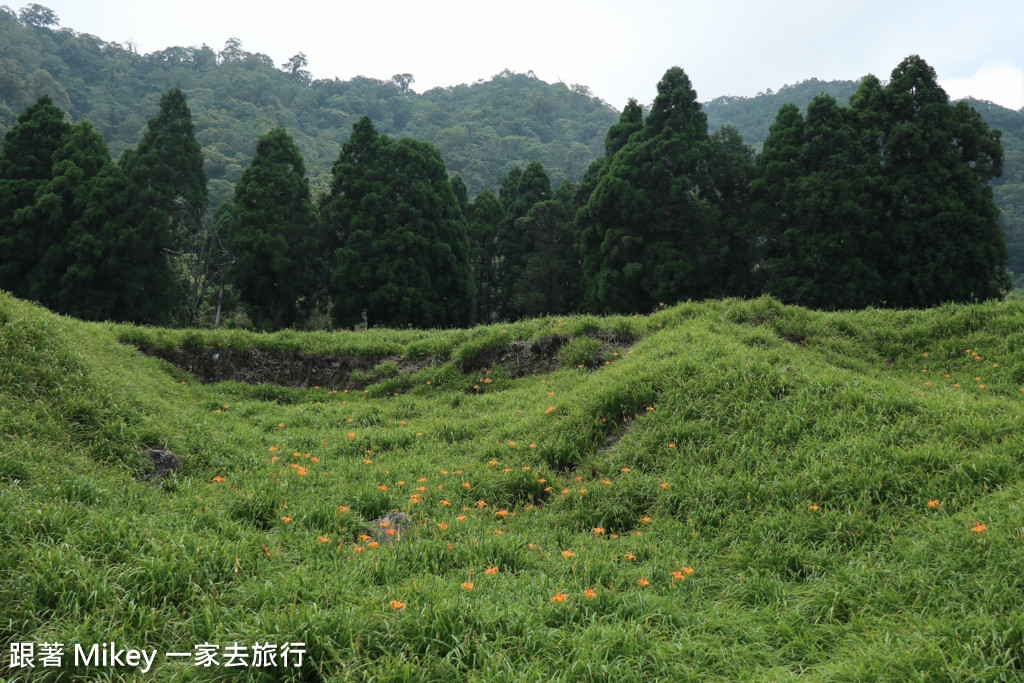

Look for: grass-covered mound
[2,291,1024,681]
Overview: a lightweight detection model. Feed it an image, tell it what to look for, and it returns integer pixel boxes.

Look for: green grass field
[2,291,1023,681]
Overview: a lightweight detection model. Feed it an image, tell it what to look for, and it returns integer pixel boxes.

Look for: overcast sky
[35,0,1024,111]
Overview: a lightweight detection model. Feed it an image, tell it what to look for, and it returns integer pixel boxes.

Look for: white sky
[34,0,1024,111]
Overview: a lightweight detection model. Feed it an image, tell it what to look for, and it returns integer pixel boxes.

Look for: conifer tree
[450,173,470,216]
[706,125,758,296]
[872,56,1007,305]
[577,67,743,313]
[571,104,645,307]
[29,121,121,314]
[494,161,551,319]
[116,87,207,323]
[508,180,583,317]
[225,127,318,330]
[324,117,474,328]
[55,160,136,322]
[751,56,1006,309]
[0,95,71,298]
[121,87,208,214]
[603,99,644,157]
[752,97,883,308]
[466,189,503,322]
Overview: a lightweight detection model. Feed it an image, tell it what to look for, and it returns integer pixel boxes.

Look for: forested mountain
[0,6,619,205]
[704,79,863,148]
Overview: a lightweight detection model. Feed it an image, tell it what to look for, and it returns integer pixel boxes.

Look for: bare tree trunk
[214,283,224,328]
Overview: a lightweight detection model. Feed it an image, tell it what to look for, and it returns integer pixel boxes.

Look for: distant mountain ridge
[704,78,862,148]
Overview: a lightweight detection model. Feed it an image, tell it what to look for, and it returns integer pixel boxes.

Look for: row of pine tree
[0,55,1010,330]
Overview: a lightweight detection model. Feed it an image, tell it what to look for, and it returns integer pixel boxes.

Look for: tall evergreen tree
[225,127,318,330]
[752,96,884,308]
[706,125,758,296]
[0,95,71,298]
[571,104,645,308]
[28,120,119,313]
[508,180,583,317]
[55,159,133,321]
[494,161,551,319]
[577,67,743,313]
[466,188,503,323]
[603,99,644,157]
[116,87,207,323]
[873,56,1007,305]
[323,116,474,328]
[123,87,208,212]
[449,173,470,216]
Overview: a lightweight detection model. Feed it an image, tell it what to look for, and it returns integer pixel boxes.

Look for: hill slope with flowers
[2,291,1024,680]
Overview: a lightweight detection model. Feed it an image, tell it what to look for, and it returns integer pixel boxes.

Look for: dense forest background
[1,4,1022,325]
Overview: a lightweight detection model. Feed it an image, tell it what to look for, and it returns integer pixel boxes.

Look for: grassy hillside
[3,291,1024,680]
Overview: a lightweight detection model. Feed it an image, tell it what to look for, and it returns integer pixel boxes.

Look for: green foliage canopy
[577,67,751,314]
[323,117,475,328]
[752,57,1008,308]
[0,94,71,298]
[224,126,319,330]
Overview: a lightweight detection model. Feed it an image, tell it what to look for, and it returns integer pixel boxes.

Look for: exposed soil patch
[130,330,638,389]
[131,344,402,389]
[458,332,638,377]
